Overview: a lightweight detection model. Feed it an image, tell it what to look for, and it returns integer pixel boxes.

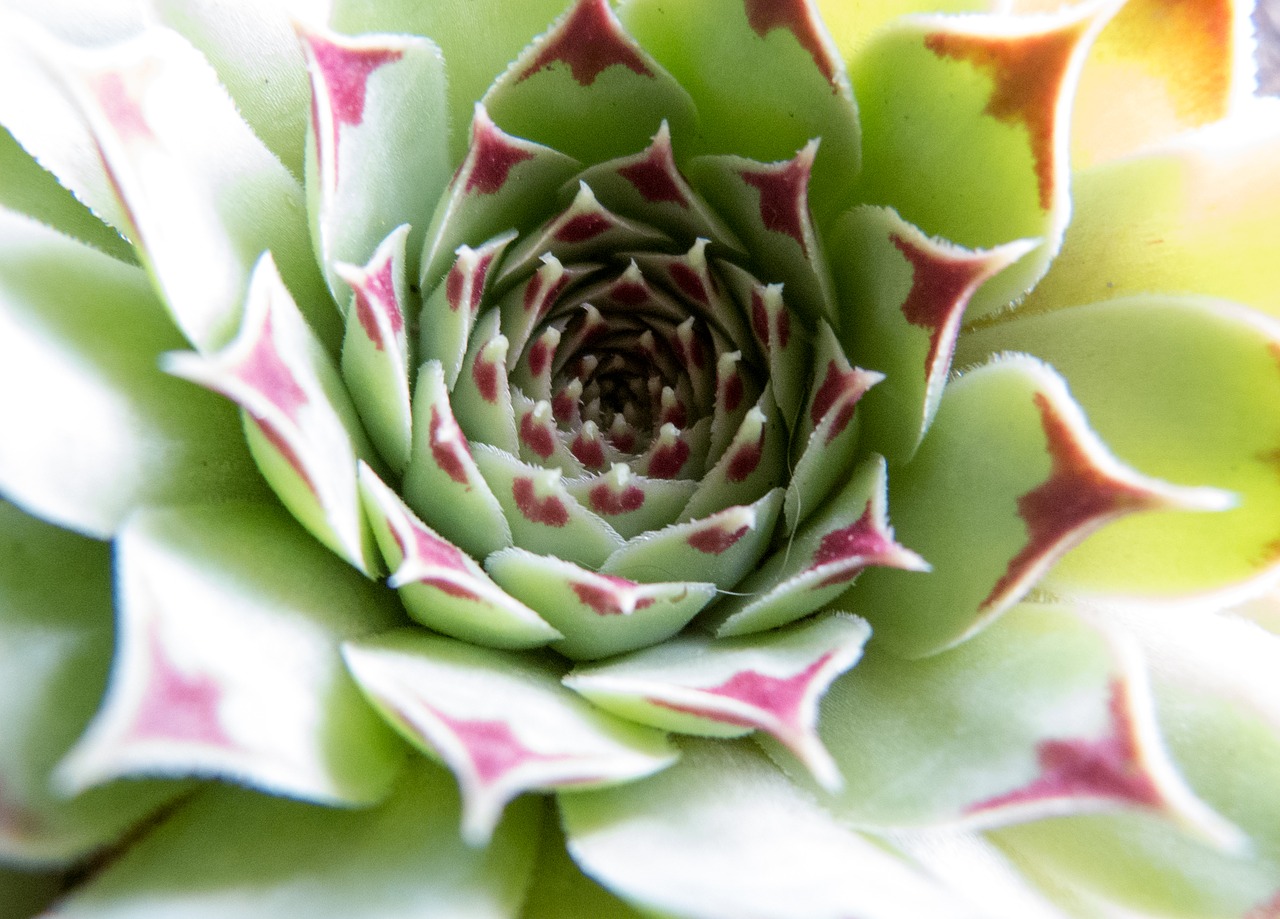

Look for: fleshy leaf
[618,0,862,223]
[1012,114,1280,323]
[359,464,560,651]
[301,24,450,301]
[24,21,335,352]
[813,603,1239,846]
[830,204,1034,464]
[959,296,1280,606]
[482,0,698,166]
[469,447,624,570]
[561,739,973,919]
[338,224,413,475]
[850,1,1116,318]
[678,386,787,523]
[166,254,380,574]
[601,488,784,590]
[1067,0,1255,167]
[401,361,514,560]
[329,0,570,163]
[342,629,677,845]
[565,614,870,790]
[0,124,132,262]
[710,455,926,638]
[153,0,315,178]
[562,464,698,541]
[58,503,407,808]
[420,231,514,389]
[689,144,836,325]
[0,501,181,866]
[520,813,647,919]
[0,207,267,539]
[486,549,717,660]
[844,355,1230,657]
[46,760,540,919]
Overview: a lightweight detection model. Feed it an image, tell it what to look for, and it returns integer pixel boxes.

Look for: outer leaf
[167,254,380,574]
[519,813,647,919]
[300,25,451,300]
[0,125,132,262]
[849,1,1116,318]
[329,0,570,163]
[958,296,1280,606]
[618,0,862,223]
[562,739,975,919]
[57,503,407,808]
[0,207,267,539]
[812,603,1237,846]
[1011,112,1280,322]
[1067,0,1256,167]
[565,614,871,790]
[153,0,319,178]
[343,629,677,846]
[843,355,1229,657]
[24,22,335,352]
[482,0,698,166]
[0,501,180,866]
[46,760,540,919]
[0,865,61,919]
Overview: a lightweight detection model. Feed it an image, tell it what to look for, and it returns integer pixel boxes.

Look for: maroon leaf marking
[891,232,996,374]
[647,434,691,479]
[589,481,645,515]
[969,680,1162,813]
[609,278,650,306]
[556,211,613,243]
[811,503,894,568]
[393,517,470,573]
[653,654,834,728]
[236,312,308,421]
[1246,891,1280,919]
[618,129,690,205]
[518,0,655,86]
[429,406,472,486]
[463,107,536,195]
[981,392,1163,610]
[669,262,709,304]
[523,263,569,315]
[719,362,746,414]
[127,625,232,746]
[743,0,839,87]
[514,477,570,526]
[659,395,689,430]
[751,288,792,350]
[810,362,875,442]
[572,433,607,469]
[553,387,581,424]
[249,419,317,495]
[528,334,555,378]
[418,577,482,601]
[925,23,1086,210]
[572,575,656,616]
[688,521,751,554]
[430,710,567,786]
[305,34,403,176]
[92,71,153,141]
[352,254,402,350]
[519,409,557,460]
[472,351,500,404]
[740,151,814,252]
[726,429,766,483]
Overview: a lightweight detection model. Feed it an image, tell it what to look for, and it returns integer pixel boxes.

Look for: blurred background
[1259,0,1279,93]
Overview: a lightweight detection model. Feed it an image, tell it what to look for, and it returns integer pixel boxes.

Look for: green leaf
[167,254,381,575]
[486,549,717,660]
[57,503,407,808]
[520,811,647,919]
[849,3,1115,318]
[21,22,335,352]
[618,0,862,224]
[958,296,1280,605]
[329,0,571,164]
[46,760,541,919]
[301,24,451,301]
[812,603,1236,845]
[0,501,181,866]
[343,629,677,846]
[1014,112,1280,323]
[562,739,973,919]
[482,0,698,166]
[565,614,871,790]
[843,355,1229,657]
[0,124,132,262]
[0,207,267,539]
[358,464,560,651]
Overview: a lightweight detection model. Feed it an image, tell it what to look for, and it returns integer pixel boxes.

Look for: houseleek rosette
[3,0,1280,916]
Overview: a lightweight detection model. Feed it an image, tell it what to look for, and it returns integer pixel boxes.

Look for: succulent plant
[3,0,1280,915]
